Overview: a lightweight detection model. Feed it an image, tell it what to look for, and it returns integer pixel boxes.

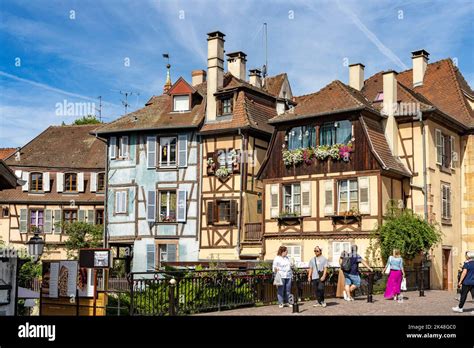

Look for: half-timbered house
[0,125,106,259]
[93,76,205,272]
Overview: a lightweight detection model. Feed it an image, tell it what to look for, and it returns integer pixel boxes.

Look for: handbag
[313,257,325,281]
[401,277,407,291]
[384,256,391,275]
[273,271,283,286]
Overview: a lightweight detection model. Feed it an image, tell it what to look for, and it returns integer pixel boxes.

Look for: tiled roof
[5,125,105,169]
[263,73,287,97]
[360,116,411,177]
[269,80,376,124]
[0,148,16,160]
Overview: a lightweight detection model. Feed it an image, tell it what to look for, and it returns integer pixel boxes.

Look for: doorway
[442,248,452,290]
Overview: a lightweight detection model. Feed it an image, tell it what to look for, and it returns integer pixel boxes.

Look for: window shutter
[324,180,334,216]
[167,244,177,262]
[450,136,455,169]
[146,243,156,271]
[78,172,85,192]
[21,171,29,191]
[358,176,370,214]
[54,209,62,233]
[121,136,129,158]
[44,210,53,233]
[178,134,188,167]
[230,200,238,225]
[87,210,94,225]
[301,181,311,216]
[110,137,117,159]
[270,184,280,218]
[56,173,64,192]
[43,172,50,192]
[447,186,452,218]
[147,191,156,222]
[78,210,86,222]
[19,209,27,233]
[90,173,97,192]
[122,191,127,213]
[147,136,156,168]
[443,135,451,168]
[435,129,442,164]
[207,201,215,225]
[177,189,187,222]
[14,170,22,179]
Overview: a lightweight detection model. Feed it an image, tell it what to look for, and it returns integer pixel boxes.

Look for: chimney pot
[411,49,429,87]
[382,70,399,156]
[206,31,225,122]
[226,51,247,80]
[348,63,365,91]
[192,70,206,86]
[249,68,262,88]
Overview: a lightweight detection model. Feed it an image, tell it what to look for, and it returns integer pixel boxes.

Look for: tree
[370,201,442,262]
[63,222,103,259]
[72,115,101,125]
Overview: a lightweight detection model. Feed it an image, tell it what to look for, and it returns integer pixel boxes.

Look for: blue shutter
[178,134,188,167]
[147,136,156,168]
[147,191,156,222]
[146,244,155,271]
[167,244,177,262]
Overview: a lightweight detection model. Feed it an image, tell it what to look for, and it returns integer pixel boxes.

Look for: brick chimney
[227,51,247,80]
[192,70,206,86]
[249,68,262,88]
[349,63,365,91]
[382,70,399,156]
[206,31,225,122]
[411,49,429,87]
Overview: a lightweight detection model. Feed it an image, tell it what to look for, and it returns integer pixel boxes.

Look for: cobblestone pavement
[197,291,474,316]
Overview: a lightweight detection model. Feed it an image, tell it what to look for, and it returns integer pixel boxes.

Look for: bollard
[367,272,374,303]
[169,278,177,316]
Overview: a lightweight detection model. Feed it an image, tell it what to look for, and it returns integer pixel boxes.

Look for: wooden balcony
[244,223,263,241]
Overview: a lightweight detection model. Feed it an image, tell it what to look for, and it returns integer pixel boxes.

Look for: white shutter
[270,184,280,218]
[14,170,22,179]
[450,136,455,169]
[146,243,156,271]
[56,173,64,192]
[147,136,156,168]
[147,191,156,222]
[121,136,129,158]
[21,171,29,191]
[435,129,442,164]
[78,210,86,222]
[121,191,127,213]
[178,134,188,167]
[44,210,53,233]
[78,172,85,192]
[115,191,121,213]
[19,209,28,233]
[110,137,117,159]
[324,180,334,216]
[177,189,187,222]
[358,176,370,214]
[43,172,50,192]
[87,210,94,225]
[90,172,97,192]
[301,181,311,216]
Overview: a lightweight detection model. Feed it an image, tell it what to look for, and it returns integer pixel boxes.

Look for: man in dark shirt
[339,245,372,301]
[453,251,474,313]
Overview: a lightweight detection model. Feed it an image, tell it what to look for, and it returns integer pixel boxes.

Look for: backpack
[341,256,352,272]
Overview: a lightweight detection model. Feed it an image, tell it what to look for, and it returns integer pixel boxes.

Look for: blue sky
[0,0,473,147]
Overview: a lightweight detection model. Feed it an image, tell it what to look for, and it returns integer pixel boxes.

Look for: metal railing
[244,223,263,241]
[129,266,431,316]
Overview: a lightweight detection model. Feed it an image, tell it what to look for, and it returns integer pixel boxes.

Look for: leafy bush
[63,222,103,259]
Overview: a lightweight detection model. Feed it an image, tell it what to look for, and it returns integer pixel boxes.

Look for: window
[286,245,301,264]
[441,184,451,220]
[1,207,9,218]
[160,137,177,167]
[97,173,105,192]
[95,209,104,225]
[338,179,358,214]
[115,191,128,214]
[320,120,352,146]
[220,97,233,115]
[332,242,351,266]
[159,191,177,222]
[146,244,155,271]
[450,136,455,169]
[118,136,129,159]
[287,126,316,150]
[64,173,77,192]
[218,201,231,222]
[30,173,43,192]
[283,184,301,215]
[63,210,77,224]
[257,199,262,214]
[30,209,44,232]
[173,95,190,111]
[217,149,234,171]
[435,129,445,165]
[158,244,177,263]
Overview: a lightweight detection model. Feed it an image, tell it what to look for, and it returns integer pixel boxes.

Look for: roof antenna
[163,53,172,93]
[262,23,268,79]
[95,96,102,122]
[120,90,139,115]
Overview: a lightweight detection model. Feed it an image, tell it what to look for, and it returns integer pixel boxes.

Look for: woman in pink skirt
[384,249,405,302]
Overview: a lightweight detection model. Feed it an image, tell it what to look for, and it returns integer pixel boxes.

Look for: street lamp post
[26,231,45,261]
[419,251,428,297]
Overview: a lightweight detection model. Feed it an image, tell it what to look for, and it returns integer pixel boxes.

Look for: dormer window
[173,95,190,112]
[221,98,233,115]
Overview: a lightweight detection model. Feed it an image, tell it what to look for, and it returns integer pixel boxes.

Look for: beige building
[0,125,106,260]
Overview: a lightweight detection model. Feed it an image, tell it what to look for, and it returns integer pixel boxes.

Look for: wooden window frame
[29,172,43,192]
[97,172,106,192]
[159,136,177,168]
[62,209,78,225]
[29,208,44,233]
[218,94,233,117]
[95,208,104,225]
[64,173,78,193]
[158,190,177,223]
[282,183,301,215]
[216,200,231,224]
[337,178,358,214]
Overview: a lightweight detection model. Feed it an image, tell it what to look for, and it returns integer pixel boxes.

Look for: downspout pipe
[237,128,246,258]
[94,131,109,248]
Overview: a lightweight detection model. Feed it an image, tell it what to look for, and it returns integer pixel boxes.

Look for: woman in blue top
[383,249,405,302]
[452,251,474,313]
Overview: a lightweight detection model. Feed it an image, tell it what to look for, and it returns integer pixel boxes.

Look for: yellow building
[0,125,106,260]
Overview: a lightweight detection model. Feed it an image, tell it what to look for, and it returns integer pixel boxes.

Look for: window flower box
[283,142,353,167]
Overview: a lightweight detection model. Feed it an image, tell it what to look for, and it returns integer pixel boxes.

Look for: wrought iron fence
[129,266,431,316]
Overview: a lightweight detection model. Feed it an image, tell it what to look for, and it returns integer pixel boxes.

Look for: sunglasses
[314,249,321,252]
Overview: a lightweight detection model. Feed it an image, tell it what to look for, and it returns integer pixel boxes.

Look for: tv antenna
[95,96,102,122]
[262,22,268,78]
[119,90,139,115]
